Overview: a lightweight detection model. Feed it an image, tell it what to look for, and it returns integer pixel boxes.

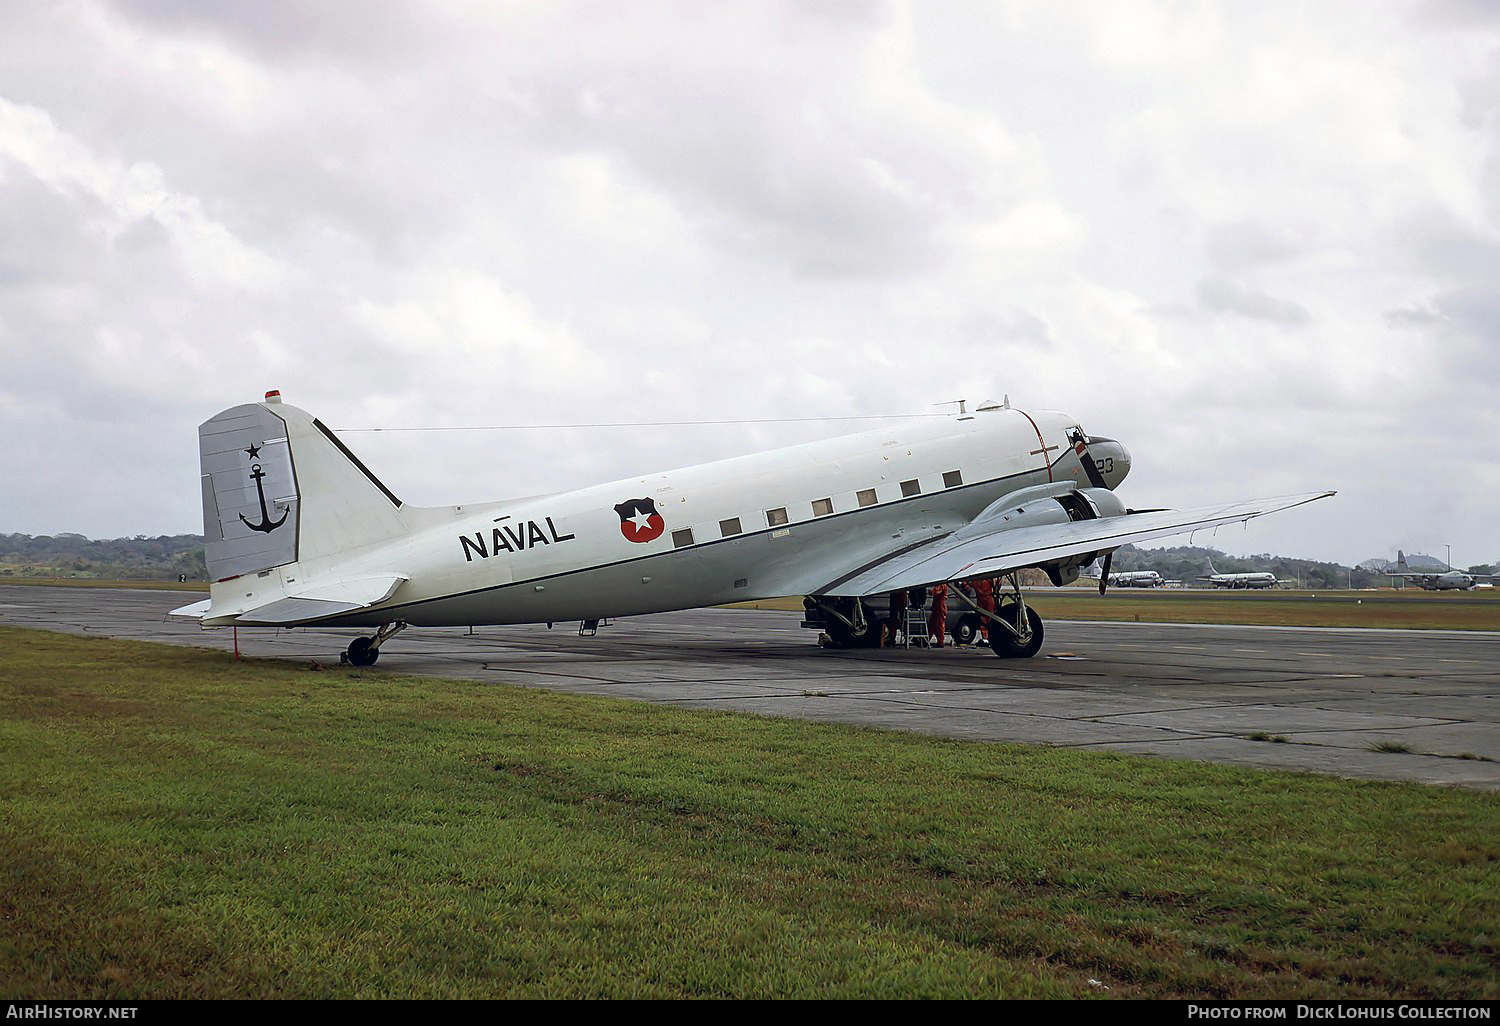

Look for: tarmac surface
[3,583,1497,790]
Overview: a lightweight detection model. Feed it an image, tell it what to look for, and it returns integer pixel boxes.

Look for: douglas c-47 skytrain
[173,392,1333,665]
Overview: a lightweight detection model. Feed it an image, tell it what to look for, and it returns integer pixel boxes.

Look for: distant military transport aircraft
[173,392,1333,665]
[1384,551,1496,591]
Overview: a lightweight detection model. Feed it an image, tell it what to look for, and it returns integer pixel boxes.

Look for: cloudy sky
[3,0,1498,568]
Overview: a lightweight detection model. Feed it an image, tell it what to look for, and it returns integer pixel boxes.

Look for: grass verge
[3,627,1496,999]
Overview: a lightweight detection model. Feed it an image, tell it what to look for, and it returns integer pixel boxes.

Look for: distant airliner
[174,392,1331,664]
[1080,563,1164,588]
[1197,557,1280,589]
[1109,569,1165,588]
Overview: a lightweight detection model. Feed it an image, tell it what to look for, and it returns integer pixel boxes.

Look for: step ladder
[904,606,931,648]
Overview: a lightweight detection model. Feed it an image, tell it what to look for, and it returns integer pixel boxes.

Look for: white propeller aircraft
[1196,557,1282,589]
[1107,569,1166,588]
[1080,562,1166,588]
[173,391,1332,665]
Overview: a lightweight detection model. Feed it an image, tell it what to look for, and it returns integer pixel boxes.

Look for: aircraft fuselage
[1205,573,1278,589]
[207,406,1124,628]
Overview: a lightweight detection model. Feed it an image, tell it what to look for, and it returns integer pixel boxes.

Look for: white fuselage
[1205,572,1278,589]
[1109,571,1162,588]
[218,406,1113,628]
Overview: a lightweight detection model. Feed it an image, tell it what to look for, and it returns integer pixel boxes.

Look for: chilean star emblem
[613,497,665,543]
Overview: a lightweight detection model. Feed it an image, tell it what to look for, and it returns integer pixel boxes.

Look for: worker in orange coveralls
[974,577,996,641]
[927,582,948,648]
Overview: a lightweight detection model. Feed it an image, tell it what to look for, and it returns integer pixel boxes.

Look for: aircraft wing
[817,491,1334,597]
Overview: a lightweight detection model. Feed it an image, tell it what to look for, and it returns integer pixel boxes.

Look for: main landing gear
[805,571,1045,659]
[987,597,1043,658]
[803,597,883,648]
[342,620,408,667]
[943,572,1045,659]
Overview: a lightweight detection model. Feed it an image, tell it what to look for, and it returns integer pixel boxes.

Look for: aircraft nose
[1087,436,1131,489]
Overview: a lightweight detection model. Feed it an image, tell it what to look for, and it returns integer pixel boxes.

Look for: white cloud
[0,97,290,294]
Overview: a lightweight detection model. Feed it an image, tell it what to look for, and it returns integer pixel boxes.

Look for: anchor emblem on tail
[240,464,289,533]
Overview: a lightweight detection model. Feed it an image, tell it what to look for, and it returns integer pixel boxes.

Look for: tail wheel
[952,614,981,647]
[988,601,1044,659]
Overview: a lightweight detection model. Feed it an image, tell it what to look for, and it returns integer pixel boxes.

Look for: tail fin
[199,392,408,582]
[1395,550,1408,570]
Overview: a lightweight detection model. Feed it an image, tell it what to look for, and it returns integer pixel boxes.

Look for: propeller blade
[1099,552,1112,595]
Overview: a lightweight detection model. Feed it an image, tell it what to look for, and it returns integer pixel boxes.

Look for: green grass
[3,627,1496,999]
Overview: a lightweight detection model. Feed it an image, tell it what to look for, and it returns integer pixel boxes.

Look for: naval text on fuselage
[459,517,575,561]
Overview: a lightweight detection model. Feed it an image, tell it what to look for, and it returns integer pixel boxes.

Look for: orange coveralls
[927,583,948,648]
[974,577,996,641]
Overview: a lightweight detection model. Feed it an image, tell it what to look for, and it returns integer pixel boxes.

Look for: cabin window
[672,528,694,548]
[943,470,963,488]
[812,498,834,517]
[766,507,789,527]
[901,479,921,497]
[857,488,877,507]
[719,517,742,537]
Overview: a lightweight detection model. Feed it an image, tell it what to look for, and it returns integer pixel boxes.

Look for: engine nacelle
[1036,489,1127,585]
[1075,487,1126,519]
[957,483,1128,541]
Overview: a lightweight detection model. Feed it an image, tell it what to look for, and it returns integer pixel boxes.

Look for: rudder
[199,392,408,581]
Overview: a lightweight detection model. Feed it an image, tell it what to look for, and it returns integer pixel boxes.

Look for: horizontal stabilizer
[230,596,370,625]
[288,574,408,607]
[168,598,212,620]
[198,572,409,627]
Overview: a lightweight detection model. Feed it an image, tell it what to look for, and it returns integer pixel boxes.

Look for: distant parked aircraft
[1197,557,1280,589]
[1082,564,1164,588]
[1384,551,1496,591]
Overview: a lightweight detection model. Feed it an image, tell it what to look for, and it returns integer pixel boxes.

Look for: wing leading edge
[817,490,1335,597]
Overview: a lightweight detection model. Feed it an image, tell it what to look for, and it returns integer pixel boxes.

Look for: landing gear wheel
[953,614,981,647]
[346,636,380,666]
[988,602,1044,659]
[826,602,882,648]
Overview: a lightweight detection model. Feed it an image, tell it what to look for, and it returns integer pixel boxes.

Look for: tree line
[0,533,206,581]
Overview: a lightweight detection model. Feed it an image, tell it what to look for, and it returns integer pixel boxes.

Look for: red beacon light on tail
[264,390,282,404]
